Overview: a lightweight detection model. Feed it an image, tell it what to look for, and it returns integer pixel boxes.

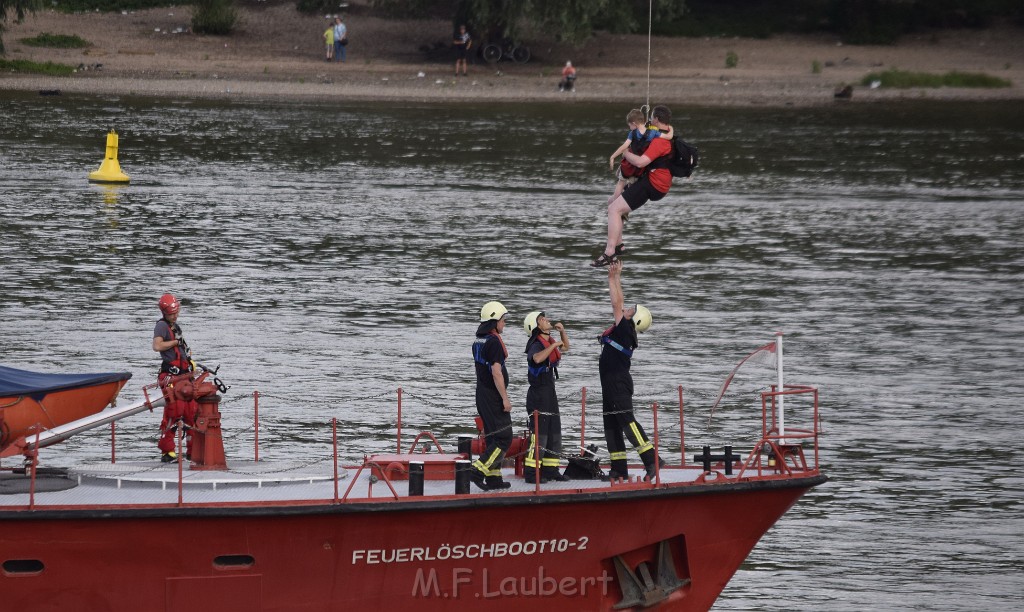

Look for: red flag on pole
[709,341,777,422]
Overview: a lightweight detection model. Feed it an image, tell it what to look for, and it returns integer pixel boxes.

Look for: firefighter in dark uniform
[523,310,571,483]
[598,261,659,480]
[152,293,198,463]
[471,301,513,490]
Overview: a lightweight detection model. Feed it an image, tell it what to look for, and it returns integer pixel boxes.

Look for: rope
[645,0,653,115]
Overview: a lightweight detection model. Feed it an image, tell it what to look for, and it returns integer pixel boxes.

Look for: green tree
[1,0,41,54]
[192,0,237,35]
[454,0,686,46]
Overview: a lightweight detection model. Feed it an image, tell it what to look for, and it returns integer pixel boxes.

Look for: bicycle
[481,39,531,64]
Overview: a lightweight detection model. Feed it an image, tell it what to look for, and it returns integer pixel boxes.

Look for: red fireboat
[0,337,825,611]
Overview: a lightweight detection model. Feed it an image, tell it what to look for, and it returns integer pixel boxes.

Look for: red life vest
[537,334,561,366]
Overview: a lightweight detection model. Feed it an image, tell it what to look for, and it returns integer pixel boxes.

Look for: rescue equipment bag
[563,444,604,480]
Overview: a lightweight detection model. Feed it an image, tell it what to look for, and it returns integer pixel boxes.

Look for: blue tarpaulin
[0,365,132,402]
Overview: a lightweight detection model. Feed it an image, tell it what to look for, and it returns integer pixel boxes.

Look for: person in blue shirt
[598,261,660,480]
[333,17,348,63]
[522,311,571,483]
[470,301,513,490]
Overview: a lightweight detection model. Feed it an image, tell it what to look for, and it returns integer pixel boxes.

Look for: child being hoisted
[607,108,674,204]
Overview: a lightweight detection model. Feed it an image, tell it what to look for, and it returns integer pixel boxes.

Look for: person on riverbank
[323,20,334,61]
[593,105,675,268]
[453,24,471,76]
[152,293,197,463]
[522,311,571,483]
[333,17,348,63]
[471,301,513,490]
[598,262,660,480]
[559,61,576,91]
[607,108,674,204]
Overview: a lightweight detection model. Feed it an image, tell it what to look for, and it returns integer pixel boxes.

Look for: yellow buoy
[88,130,130,184]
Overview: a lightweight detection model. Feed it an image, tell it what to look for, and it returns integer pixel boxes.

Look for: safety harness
[600,335,634,358]
[159,319,194,375]
[473,331,508,366]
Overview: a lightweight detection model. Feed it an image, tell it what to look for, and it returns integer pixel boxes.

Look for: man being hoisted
[152,293,198,463]
[470,301,513,491]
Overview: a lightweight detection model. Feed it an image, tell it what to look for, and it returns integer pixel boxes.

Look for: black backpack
[667,136,700,178]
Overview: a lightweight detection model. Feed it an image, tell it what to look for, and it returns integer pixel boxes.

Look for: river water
[1,92,1022,610]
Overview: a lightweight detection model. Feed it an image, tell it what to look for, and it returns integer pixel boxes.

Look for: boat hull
[0,475,824,611]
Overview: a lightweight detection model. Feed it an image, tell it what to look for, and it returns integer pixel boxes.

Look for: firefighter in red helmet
[152,293,197,463]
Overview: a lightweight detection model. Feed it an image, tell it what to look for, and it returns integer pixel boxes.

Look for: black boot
[485,476,512,490]
[644,455,669,481]
[523,468,549,484]
[601,469,629,482]
[543,467,568,482]
[469,469,490,491]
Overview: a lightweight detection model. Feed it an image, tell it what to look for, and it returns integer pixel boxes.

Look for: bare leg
[605,196,631,256]
[608,179,626,204]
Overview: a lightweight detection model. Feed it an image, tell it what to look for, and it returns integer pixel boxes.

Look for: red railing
[735,385,820,478]
[41,382,820,509]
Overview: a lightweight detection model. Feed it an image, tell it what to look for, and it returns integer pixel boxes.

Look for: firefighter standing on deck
[152,293,198,463]
[523,311,571,483]
[471,301,513,490]
[598,261,660,480]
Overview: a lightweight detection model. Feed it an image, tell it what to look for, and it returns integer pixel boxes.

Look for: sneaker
[469,469,490,491]
[160,452,177,463]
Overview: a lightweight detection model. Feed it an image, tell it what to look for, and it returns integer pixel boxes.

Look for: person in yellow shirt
[323,20,334,62]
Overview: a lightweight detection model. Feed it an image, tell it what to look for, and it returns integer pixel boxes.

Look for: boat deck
[0,458,766,509]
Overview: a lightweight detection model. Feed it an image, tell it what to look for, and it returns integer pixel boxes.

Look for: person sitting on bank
[522,311,571,484]
[559,61,577,91]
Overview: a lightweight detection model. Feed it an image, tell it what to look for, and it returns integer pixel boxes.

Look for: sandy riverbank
[2,2,1023,106]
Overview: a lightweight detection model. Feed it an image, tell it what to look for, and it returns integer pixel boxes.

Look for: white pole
[776,332,785,441]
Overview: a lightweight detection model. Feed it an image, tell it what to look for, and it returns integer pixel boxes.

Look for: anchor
[612,540,690,609]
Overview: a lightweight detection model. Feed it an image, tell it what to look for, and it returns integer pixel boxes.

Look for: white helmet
[632,305,652,333]
[523,311,544,335]
[480,301,508,322]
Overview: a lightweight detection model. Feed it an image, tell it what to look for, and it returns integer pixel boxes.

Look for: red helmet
[158,293,180,315]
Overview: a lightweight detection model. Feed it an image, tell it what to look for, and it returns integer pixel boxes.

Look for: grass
[0,59,76,76]
[861,69,1011,88]
[20,33,90,48]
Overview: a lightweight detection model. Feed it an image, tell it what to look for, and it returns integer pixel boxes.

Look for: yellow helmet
[523,311,544,335]
[480,301,508,322]
[632,305,652,333]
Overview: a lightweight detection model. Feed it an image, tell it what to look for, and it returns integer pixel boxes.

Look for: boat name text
[351,537,589,565]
